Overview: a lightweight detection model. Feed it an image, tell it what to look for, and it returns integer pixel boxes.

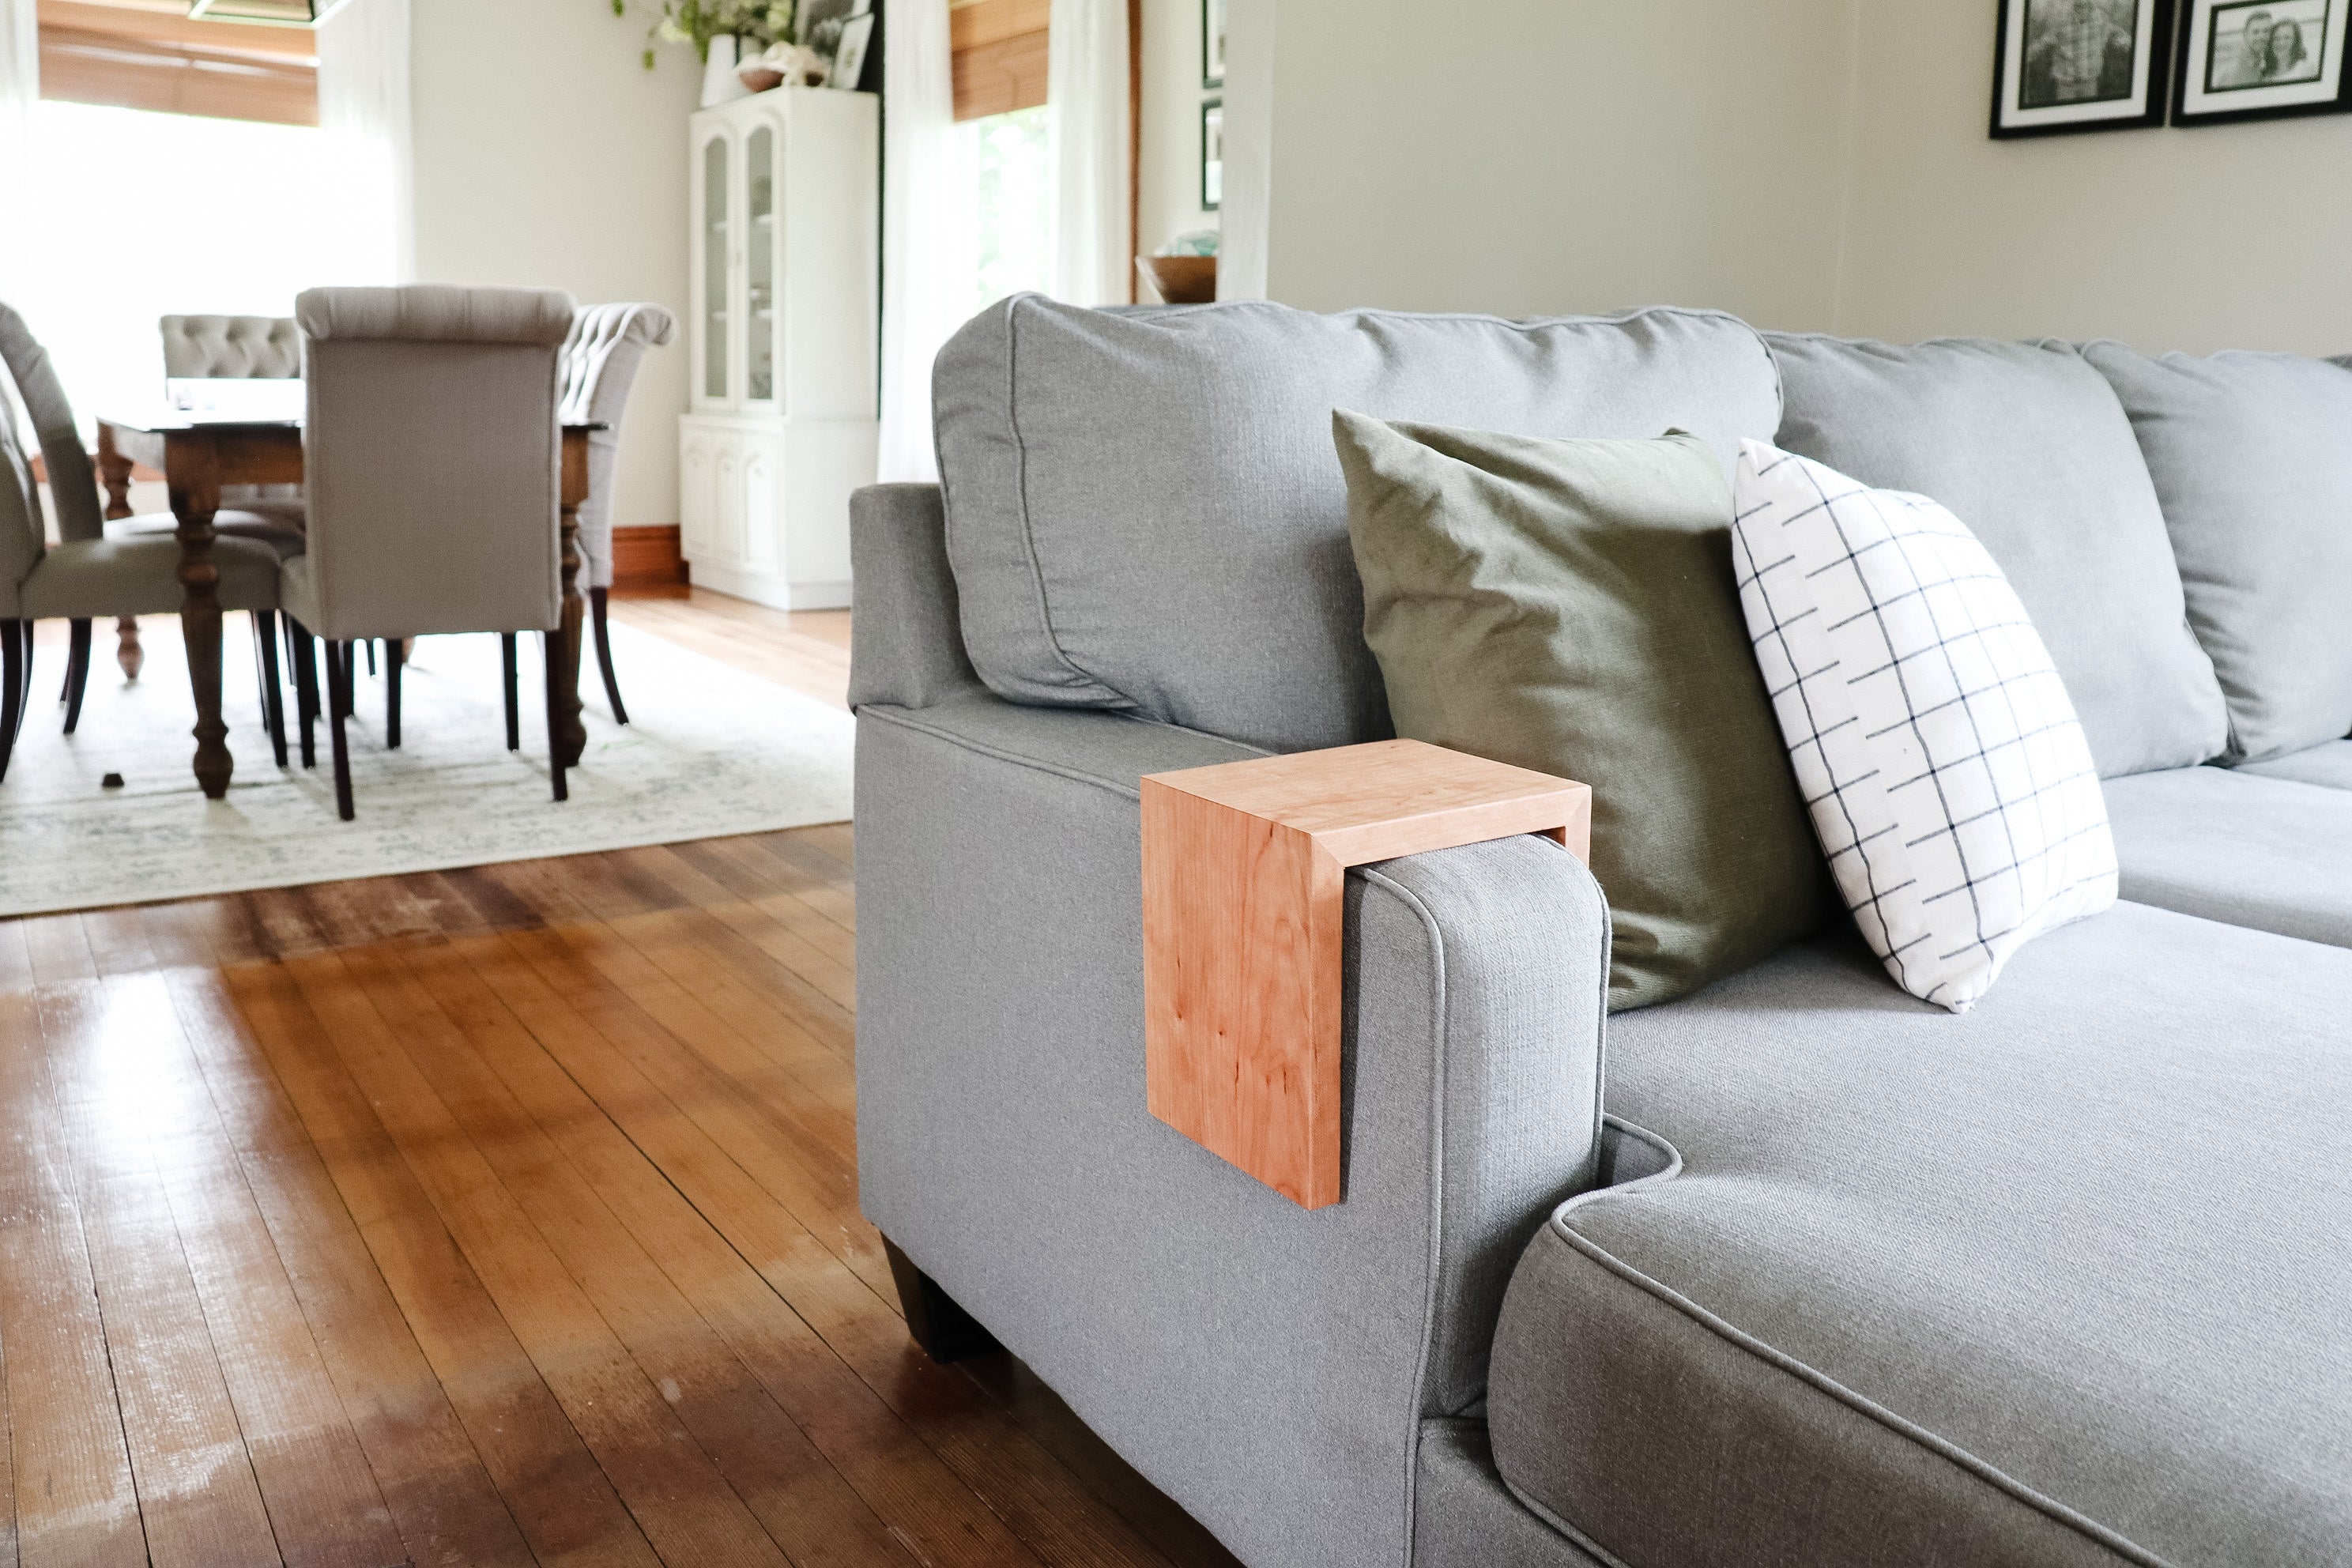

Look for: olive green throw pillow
[1332,411,1822,1011]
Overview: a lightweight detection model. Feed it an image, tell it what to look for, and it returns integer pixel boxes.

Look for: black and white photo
[796,0,869,78]
[827,10,874,89]
[1204,0,1227,87]
[2175,0,2351,119]
[1992,0,2174,136]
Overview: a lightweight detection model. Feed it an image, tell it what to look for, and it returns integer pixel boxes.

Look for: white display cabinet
[680,86,878,610]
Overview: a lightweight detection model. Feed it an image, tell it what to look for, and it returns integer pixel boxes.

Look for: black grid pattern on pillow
[1733,443,2116,1011]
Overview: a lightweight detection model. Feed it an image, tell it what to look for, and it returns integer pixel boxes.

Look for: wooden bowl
[1137,254,1219,305]
[737,65,786,92]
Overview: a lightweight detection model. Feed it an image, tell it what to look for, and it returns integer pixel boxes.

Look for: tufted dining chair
[555,302,675,726]
[282,283,576,820]
[0,302,288,782]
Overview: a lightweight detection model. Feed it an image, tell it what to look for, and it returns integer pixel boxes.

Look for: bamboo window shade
[36,0,319,127]
[952,0,1049,121]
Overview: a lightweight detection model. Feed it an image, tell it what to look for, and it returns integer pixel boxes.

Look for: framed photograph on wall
[1201,97,1223,211]
[1991,0,2176,137]
[1204,0,1227,88]
[2174,0,2351,122]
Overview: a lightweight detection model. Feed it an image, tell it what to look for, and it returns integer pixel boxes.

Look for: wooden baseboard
[612,525,688,593]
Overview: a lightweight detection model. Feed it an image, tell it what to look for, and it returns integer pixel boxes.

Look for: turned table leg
[168,431,232,801]
[95,425,144,680]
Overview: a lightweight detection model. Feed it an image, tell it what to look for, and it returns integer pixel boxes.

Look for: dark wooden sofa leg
[883,1237,1000,1364]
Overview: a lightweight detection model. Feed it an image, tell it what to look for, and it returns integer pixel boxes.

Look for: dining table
[93,412,600,802]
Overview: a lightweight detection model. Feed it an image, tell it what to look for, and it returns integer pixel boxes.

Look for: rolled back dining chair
[0,301,289,781]
[283,283,576,820]
[557,302,675,726]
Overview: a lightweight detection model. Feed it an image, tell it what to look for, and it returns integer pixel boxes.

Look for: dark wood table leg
[168,430,233,801]
[554,428,590,771]
[95,425,144,680]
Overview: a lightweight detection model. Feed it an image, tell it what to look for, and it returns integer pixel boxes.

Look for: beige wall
[1230,0,2352,353]
[409,0,701,529]
[1137,0,1221,266]
[1840,0,2352,352]
[1239,0,1860,326]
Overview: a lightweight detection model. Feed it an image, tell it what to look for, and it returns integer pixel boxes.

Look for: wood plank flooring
[0,592,1240,1568]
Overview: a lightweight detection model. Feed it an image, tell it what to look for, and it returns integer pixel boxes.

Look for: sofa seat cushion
[934,297,1783,754]
[2239,739,2352,791]
[2101,765,2352,948]
[1490,905,2352,1568]
[1766,334,2228,779]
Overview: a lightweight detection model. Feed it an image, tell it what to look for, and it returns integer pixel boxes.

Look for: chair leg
[62,619,91,735]
[16,620,32,740]
[0,620,21,782]
[542,629,567,804]
[364,639,377,677]
[254,611,288,768]
[326,639,355,821]
[60,617,88,702]
[590,587,628,726]
[290,619,319,769]
[502,634,521,752]
[386,635,404,750]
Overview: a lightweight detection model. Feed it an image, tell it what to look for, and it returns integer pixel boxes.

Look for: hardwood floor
[0,591,1241,1568]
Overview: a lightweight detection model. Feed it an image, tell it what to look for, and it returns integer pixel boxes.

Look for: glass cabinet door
[746,123,778,404]
[702,133,730,402]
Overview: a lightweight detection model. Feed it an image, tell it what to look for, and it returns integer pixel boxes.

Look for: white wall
[1840,0,2352,352]
[1234,0,1861,326]
[1228,0,2352,354]
[1137,0,1219,266]
[409,0,702,530]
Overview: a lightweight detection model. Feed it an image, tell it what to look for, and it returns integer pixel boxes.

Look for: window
[952,0,1050,121]
[969,105,1053,312]
[38,0,319,128]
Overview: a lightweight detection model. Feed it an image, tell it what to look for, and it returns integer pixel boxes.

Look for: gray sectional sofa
[851,297,2352,1568]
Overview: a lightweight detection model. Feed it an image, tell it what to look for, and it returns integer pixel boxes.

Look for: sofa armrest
[856,691,1610,1568]
[849,483,986,711]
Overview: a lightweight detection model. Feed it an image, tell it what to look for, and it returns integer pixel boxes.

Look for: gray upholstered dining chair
[0,302,288,780]
[281,283,576,820]
[555,301,675,726]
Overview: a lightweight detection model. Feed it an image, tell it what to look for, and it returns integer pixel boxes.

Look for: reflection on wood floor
[0,608,1240,1568]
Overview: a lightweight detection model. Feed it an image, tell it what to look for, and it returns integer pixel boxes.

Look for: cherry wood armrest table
[95,413,601,801]
[1143,738,1593,1209]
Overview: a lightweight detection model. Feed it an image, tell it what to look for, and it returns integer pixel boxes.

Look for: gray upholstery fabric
[2102,765,2352,947]
[111,502,307,560]
[847,484,984,710]
[2241,738,2352,790]
[933,297,1783,752]
[860,695,1610,1568]
[1414,1421,1606,1568]
[1492,903,2352,1568]
[160,314,302,379]
[0,372,40,613]
[557,303,677,590]
[21,534,282,618]
[292,285,570,639]
[1766,334,2228,778]
[0,301,100,544]
[2082,343,2352,763]
[296,283,575,349]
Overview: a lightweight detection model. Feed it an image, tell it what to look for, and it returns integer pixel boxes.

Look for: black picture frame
[1204,0,1226,88]
[1200,97,1223,212]
[1990,0,2177,138]
[2172,0,2352,123]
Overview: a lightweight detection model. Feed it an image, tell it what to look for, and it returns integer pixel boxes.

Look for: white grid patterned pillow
[1732,440,2116,1012]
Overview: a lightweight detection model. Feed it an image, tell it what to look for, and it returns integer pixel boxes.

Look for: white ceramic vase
[700,36,752,107]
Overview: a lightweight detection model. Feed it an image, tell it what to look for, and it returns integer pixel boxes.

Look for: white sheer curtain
[879,0,974,484]
[0,0,36,310]
[316,0,415,285]
[1047,0,1130,307]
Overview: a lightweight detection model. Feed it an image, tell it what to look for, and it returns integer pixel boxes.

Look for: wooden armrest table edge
[1141,737,1593,1210]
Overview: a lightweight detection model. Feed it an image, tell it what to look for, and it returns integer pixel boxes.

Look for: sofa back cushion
[934,297,1783,752]
[2082,343,2352,763]
[1766,334,2228,778]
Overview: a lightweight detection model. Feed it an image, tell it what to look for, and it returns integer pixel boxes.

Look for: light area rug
[0,617,854,918]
